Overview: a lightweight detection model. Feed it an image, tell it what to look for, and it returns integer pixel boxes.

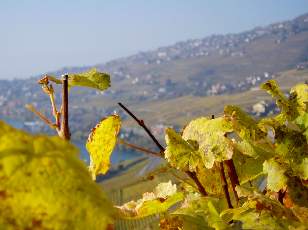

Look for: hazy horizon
[1,0,308,79]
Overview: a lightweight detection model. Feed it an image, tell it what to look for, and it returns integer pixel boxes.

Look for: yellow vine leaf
[68,68,111,91]
[0,121,114,230]
[86,115,121,179]
[47,68,111,91]
[182,117,234,169]
[164,128,202,172]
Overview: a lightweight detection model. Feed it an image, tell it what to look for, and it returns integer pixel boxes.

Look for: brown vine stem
[118,102,164,155]
[219,120,239,204]
[118,139,162,157]
[25,104,56,130]
[218,162,233,208]
[118,102,208,196]
[60,75,70,140]
[224,159,239,203]
[212,114,234,206]
[277,189,286,205]
[185,171,208,196]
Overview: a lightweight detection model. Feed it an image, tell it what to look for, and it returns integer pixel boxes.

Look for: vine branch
[118,102,164,155]
[218,162,233,208]
[25,104,56,130]
[214,114,239,205]
[28,75,69,139]
[118,102,208,196]
[118,139,162,157]
[224,159,239,203]
[185,171,208,196]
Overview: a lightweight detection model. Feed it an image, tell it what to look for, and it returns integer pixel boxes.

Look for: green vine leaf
[224,105,266,141]
[261,80,300,121]
[295,158,308,181]
[171,194,230,230]
[182,117,234,169]
[263,159,288,192]
[273,127,308,180]
[235,139,273,159]
[261,80,289,110]
[0,121,114,230]
[116,181,184,219]
[165,128,202,172]
[222,186,301,229]
[296,113,308,141]
[86,115,121,179]
[290,83,308,115]
[232,151,265,185]
[47,68,111,91]
[197,164,226,196]
[196,164,237,201]
[224,206,300,230]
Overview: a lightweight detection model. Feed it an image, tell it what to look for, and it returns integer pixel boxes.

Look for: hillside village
[97,12,308,97]
[112,14,307,66]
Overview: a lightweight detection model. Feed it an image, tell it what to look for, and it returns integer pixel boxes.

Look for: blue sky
[1,0,308,79]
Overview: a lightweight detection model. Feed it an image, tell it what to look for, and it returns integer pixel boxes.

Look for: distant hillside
[0,12,308,143]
